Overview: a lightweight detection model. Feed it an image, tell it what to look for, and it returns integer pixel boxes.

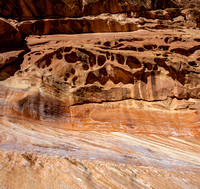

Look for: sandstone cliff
[0,0,200,188]
[0,0,179,20]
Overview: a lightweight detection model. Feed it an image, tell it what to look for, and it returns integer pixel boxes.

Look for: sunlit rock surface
[0,0,200,188]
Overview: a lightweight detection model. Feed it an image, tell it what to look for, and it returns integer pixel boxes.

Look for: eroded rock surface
[1,29,200,134]
[0,0,200,188]
[0,0,179,20]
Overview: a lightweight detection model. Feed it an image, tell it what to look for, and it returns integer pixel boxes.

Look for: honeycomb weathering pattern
[0,0,200,188]
[1,30,200,133]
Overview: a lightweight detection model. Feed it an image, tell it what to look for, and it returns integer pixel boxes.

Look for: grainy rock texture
[0,0,200,188]
[0,0,178,20]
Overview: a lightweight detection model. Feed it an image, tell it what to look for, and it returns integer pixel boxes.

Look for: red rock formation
[0,0,179,20]
[0,0,200,188]
[1,30,200,135]
[0,18,23,49]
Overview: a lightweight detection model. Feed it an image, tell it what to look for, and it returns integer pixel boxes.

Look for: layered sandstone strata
[0,0,179,20]
[1,29,200,135]
[0,0,200,188]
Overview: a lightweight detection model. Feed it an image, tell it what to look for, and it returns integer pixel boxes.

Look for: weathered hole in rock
[144,44,157,50]
[119,46,137,51]
[64,73,70,81]
[89,54,96,67]
[99,67,107,76]
[78,48,96,67]
[65,52,80,63]
[170,46,200,56]
[126,56,141,69]
[158,45,170,50]
[189,61,197,66]
[45,59,52,67]
[103,41,111,47]
[85,72,100,85]
[98,55,106,66]
[170,48,189,56]
[85,65,135,85]
[36,53,53,68]
[64,47,72,52]
[71,68,76,74]
[116,54,125,64]
[111,66,135,84]
[164,37,182,43]
[137,47,144,52]
[111,54,115,61]
[56,51,63,60]
[89,70,108,85]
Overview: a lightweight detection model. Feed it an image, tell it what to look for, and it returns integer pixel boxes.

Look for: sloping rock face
[0,0,200,189]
